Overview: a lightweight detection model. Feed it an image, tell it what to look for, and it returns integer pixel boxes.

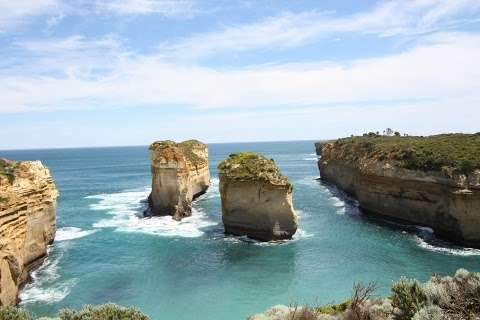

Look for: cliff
[316,134,480,247]
[0,158,58,306]
[218,152,298,241]
[148,140,210,220]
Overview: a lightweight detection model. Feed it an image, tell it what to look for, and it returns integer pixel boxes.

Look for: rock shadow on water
[317,179,480,256]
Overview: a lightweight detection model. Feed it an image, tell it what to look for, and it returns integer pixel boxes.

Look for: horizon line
[0,138,329,152]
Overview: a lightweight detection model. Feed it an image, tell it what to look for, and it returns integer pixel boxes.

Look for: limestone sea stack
[0,158,58,306]
[316,133,480,247]
[218,152,298,241]
[148,140,210,220]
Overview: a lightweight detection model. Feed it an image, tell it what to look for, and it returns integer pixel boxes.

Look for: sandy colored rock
[218,152,298,241]
[148,140,210,220]
[0,159,58,306]
[317,139,480,247]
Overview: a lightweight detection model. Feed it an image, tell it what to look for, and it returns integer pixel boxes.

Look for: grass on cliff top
[149,139,207,166]
[217,152,289,184]
[326,133,480,174]
[0,158,17,184]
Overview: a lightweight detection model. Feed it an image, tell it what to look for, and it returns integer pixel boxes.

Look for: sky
[1,0,480,150]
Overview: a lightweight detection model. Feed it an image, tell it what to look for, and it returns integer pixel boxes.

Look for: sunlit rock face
[148,140,210,221]
[0,159,58,306]
[316,139,480,248]
[218,152,298,241]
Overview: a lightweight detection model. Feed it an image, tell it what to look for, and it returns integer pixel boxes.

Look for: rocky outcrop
[316,138,480,247]
[0,159,58,306]
[218,152,298,241]
[148,140,210,220]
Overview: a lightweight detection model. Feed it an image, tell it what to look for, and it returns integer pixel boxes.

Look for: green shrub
[57,303,149,320]
[391,278,427,320]
[0,306,32,320]
[315,300,350,314]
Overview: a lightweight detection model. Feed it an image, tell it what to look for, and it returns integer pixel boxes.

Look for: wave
[295,176,321,187]
[224,228,313,247]
[88,187,218,238]
[198,177,220,200]
[414,235,480,256]
[303,157,318,161]
[55,227,97,242]
[19,244,75,305]
[412,226,480,256]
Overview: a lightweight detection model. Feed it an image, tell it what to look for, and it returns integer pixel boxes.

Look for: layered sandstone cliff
[218,152,298,241]
[0,158,58,306]
[148,140,210,220]
[316,134,480,247]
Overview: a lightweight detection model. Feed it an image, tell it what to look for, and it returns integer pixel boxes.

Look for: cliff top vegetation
[321,133,480,174]
[149,139,207,167]
[218,152,290,185]
[0,158,17,184]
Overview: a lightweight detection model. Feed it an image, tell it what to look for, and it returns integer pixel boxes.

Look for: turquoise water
[3,141,480,320]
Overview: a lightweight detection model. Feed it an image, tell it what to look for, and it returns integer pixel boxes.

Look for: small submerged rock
[148,139,210,221]
[218,152,298,241]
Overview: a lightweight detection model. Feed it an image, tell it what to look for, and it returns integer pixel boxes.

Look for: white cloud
[0,31,479,115]
[95,0,195,16]
[0,0,59,32]
[18,35,121,53]
[159,0,480,59]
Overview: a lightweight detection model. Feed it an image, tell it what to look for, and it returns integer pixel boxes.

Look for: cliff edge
[148,140,210,220]
[316,133,480,247]
[218,152,298,241]
[0,158,58,306]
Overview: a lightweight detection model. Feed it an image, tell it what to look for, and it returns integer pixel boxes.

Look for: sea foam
[412,226,480,256]
[19,244,76,305]
[87,187,218,237]
[55,227,97,242]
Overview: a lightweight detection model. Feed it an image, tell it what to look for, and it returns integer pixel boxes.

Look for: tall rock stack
[0,158,58,306]
[148,140,210,221]
[218,152,298,241]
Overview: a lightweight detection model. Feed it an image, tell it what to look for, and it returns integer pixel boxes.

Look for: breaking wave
[55,227,97,242]
[413,226,480,256]
[19,244,76,305]
[87,187,218,238]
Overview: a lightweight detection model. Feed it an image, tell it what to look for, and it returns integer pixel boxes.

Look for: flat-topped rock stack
[148,140,210,221]
[218,152,298,241]
[0,158,58,306]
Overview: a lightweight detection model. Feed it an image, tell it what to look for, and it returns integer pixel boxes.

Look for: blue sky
[1,0,480,149]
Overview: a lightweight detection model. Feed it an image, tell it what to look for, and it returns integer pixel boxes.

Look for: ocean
[3,141,480,320]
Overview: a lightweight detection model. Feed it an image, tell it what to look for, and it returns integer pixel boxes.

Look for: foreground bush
[0,303,149,320]
[249,268,480,320]
[0,306,31,320]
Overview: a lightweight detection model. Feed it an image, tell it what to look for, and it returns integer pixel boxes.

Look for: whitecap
[55,227,96,242]
[19,244,75,305]
[198,177,220,200]
[330,196,345,208]
[20,280,76,304]
[303,157,318,161]
[224,228,313,246]
[414,236,480,256]
[88,187,218,238]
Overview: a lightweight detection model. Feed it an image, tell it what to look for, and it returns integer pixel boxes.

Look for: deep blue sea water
[2,141,480,320]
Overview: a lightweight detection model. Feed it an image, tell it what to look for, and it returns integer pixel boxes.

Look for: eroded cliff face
[218,152,298,241]
[148,140,210,220]
[317,142,480,247]
[0,159,58,306]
